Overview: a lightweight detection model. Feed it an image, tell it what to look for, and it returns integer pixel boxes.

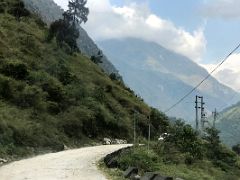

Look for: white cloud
[202,0,240,19]
[201,53,240,92]
[54,0,68,9]
[54,0,206,62]
[87,1,206,62]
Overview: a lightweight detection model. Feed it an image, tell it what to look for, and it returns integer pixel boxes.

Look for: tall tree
[90,51,103,64]
[48,0,89,53]
[67,0,89,25]
[8,1,30,21]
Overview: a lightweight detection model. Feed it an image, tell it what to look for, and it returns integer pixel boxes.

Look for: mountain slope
[213,102,240,147]
[22,0,120,76]
[0,0,153,159]
[98,38,240,121]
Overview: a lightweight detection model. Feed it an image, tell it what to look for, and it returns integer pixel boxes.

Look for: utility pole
[212,108,218,128]
[195,96,207,132]
[147,115,151,153]
[199,96,205,130]
[195,96,199,131]
[134,110,136,146]
[200,96,210,130]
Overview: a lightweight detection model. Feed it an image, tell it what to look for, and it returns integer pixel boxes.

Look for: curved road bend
[0,144,131,180]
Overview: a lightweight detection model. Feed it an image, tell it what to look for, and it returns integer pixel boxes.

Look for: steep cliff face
[23,0,119,76]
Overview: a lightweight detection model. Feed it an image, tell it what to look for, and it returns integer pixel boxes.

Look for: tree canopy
[48,0,89,52]
[66,0,89,25]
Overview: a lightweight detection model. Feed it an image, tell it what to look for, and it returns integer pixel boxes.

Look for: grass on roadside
[98,159,125,180]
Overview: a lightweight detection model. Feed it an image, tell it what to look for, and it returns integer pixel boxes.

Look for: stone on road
[0,144,131,180]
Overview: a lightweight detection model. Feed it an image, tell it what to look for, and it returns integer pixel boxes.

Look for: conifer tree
[66,0,89,26]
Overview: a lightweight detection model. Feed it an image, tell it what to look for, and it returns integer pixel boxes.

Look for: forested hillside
[0,0,164,159]
[23,0,120,76]
[213,102,240,147]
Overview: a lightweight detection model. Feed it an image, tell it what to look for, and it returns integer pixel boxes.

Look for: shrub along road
[0,144,131,180]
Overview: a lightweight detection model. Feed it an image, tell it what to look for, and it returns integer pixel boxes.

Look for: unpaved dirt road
[0,144,131,180]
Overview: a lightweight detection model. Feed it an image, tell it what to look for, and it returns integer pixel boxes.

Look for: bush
[0,121,14,146]
[62,118,83,139]
[161,142,185,164]
[0,61,29,80]
[150,108,170,137]
[61,106,96,140]
[41,78,64,103]
[215,146,237,167]
[35,17,46,28]
[65,84,87,103]
[8,1,30,21]
[165,120,203,160]
[48,19,79,52]
[94,87,106,103]
[109,73,119,81]
[57,64,76,85]
[61,107,93,139]
[90,51,103,64]
[232,144,240,155]
[0,78,13,99]
[10,126,36,147]
[185,153,194,165]
[47,101,60,114]
[0,2,7,13]
[203,127,238,168]
[20,35,38,51]
[27,71,50,85]
[14,85,46,110]
[105,85,112,93]
[118,147,159,172]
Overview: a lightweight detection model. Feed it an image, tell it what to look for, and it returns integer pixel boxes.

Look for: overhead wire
[164,43,240,113]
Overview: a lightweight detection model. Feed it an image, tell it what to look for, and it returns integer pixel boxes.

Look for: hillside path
[0,144,131,180]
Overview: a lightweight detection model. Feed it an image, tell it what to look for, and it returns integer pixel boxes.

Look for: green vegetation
[48,0,89,53]
[99,160,125,180]
[233,144,240,155]
[91,50,103,64]
[209,102,240,147]
[0,0,151,159]
[7,1,30,21]
[1,1,240,179]
[66,0,89,25]
[112,121,240,180]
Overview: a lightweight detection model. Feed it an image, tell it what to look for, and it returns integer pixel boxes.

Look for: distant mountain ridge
[22,0,240,122]
[98,38,240,121]
[23,0,120,76]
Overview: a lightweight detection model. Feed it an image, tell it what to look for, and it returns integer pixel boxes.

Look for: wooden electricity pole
[195,96,207,132]
[199,96,205,130]
[147,115,151,153]
[212,108,218,128]
[195,96,199,131]
[134,110,137,146]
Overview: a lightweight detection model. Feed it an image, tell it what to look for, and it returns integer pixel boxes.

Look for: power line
[164,43,240,113]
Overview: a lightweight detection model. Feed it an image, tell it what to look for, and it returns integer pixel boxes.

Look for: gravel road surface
[0,144,131,180]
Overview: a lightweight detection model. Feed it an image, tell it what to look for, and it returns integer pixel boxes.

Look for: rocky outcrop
[103,138,127,145]
[0,158,7,165]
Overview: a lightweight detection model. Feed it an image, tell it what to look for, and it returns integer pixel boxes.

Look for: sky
[54,0,240,92]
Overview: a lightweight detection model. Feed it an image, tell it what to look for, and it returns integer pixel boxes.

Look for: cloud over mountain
[201,53,240,92]
[54,0,206,62]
